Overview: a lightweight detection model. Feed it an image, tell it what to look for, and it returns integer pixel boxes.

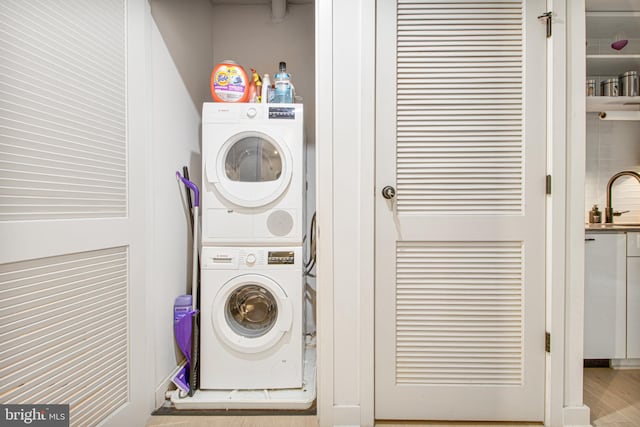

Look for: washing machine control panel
[246,107,257,118]
[267,251,295,265]
[245,253,257,265]
[202,247,299,269]
[239,250,266,267]
[268,107,296,120]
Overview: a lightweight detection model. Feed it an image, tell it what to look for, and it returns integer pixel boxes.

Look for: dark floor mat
[152,400,316,417]
[584,359,609,368]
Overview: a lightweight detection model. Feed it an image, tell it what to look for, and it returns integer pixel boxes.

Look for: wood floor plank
[377,423,541,427]
[146,415,318,427]
[584,368,640,427]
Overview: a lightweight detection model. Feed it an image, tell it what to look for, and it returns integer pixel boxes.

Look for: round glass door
[212,274,292,353]
[225,285,278,338]
[225,138,282,183]
[211,131,292,208]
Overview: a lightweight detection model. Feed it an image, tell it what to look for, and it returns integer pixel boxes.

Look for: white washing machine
[202,103,304,246]
[200,246,303,390]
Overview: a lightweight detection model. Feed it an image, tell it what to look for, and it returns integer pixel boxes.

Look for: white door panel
[584,233,627,359]
[0,0,149,425]
[627,233,640,358]
[375,0,546,421]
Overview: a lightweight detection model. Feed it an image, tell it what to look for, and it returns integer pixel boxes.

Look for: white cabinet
[627,232,640,358]
[584,232,627,359]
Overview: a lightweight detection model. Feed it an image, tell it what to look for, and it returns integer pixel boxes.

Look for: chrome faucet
[605,170,640,223]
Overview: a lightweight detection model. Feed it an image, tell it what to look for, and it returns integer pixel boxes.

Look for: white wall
[585,115,640,223]
[148,0,213,405]
[316,1,375,425]
[562,1,591,424]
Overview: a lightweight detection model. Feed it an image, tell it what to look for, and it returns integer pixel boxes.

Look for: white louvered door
[375,0,546,421]
[0,1,148,426]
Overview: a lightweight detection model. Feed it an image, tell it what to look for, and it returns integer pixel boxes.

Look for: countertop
[585,223,640,232]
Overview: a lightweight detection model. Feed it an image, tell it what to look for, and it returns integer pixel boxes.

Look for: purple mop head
[172,367,190,394]
[611,39,628,51]
[175,309,196,363]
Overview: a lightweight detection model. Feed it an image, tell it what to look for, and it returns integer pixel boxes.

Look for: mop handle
[176,171,200,207]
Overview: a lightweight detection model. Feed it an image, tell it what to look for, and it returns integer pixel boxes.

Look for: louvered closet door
[375,0,546,421]
[0,1,148,426]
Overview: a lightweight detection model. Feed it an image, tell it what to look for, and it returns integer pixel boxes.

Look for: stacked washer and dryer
[199,103,306,392]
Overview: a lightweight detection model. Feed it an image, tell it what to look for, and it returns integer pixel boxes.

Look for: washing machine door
[212,274,293,354]
[206,131,292,208]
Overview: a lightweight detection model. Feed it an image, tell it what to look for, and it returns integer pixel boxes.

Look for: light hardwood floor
[145,418,541,427]
[146,369,640,427]
[146,415,317,427]
[584,367,640,427]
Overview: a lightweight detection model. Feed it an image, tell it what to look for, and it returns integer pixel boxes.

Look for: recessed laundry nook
[150,0,318,414]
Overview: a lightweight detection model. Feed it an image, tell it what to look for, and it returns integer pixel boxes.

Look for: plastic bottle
[588,205,602,224]
[253,69,263,103]
[261,74,271,103]
[273,61,294,103]
[174,294,192,324]
[210,61,249,103]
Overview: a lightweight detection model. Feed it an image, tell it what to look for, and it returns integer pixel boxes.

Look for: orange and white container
[210,61,249,102]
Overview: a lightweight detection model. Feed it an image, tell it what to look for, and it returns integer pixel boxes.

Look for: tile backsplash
[585,113,640,223]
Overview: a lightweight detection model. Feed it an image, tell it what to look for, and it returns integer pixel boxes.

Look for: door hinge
[546,175,552,195]
[545,332,551,353]
[538,11,552,38]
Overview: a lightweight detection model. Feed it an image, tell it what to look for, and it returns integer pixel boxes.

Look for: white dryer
[200,246,303,390]
[202,103,304,246]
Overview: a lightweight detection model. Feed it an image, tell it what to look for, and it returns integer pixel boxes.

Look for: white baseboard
[154,362,185,409]
[563,405,591,427]
[611,358,640,369]
[330,405,366,427]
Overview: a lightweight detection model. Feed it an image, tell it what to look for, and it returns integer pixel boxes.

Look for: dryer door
[212,274,293,354]
[206,131,292,208]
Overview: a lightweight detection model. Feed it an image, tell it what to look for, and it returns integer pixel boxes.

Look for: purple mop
[172,295,196,393]
[174,171,201,396]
